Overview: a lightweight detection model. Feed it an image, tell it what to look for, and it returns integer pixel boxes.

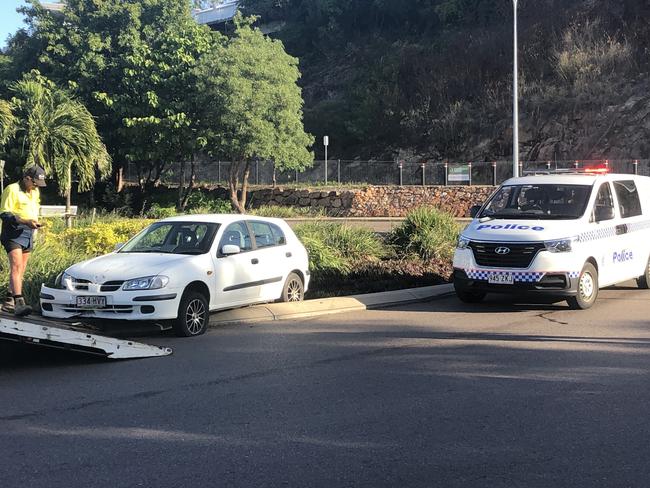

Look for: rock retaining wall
[248,186,495,217]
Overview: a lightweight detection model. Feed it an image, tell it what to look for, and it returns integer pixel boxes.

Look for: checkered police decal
[578,219,650,242]
[463,269,581,282]
[578,226,617,243]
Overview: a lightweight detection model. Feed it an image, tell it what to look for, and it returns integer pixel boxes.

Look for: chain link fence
[126,159,650,187]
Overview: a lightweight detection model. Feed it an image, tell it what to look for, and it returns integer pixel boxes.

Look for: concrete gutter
[209,283,454,326]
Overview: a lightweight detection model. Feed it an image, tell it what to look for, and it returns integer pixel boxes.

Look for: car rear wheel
[636,255,650,289]
[174,290,209,337]
[567,262,598,310]
[281,273,304,302]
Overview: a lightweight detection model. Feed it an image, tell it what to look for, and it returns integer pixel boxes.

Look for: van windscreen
[479,184,592,220]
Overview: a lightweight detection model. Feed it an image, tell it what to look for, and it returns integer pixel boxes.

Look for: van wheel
[281,273,304,302]
[174,291,209,337]
[636,256,650,289]
[454,280,486,303]
[567,263,598,310]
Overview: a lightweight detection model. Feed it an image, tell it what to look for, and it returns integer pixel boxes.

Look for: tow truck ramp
[0,313,173,360]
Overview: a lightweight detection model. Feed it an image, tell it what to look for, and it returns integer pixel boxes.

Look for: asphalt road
[1,284,649,488]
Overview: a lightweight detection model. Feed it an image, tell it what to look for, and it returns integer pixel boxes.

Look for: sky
[0,0,29,49]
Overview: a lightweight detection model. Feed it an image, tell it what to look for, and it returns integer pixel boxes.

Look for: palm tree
[0,100,16,147]
[11,76,111,227]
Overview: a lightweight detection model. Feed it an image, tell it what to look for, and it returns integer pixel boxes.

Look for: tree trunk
[177,159,186,211]
[179,156,197,212]
[65,164,73,229]
[116,166,125,193]
[228,159,244,213]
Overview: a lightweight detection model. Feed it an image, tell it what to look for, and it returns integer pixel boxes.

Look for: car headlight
[544,237,577,253]
[55,272,73,290]
[457,235,471,249]
[122,276,169,291]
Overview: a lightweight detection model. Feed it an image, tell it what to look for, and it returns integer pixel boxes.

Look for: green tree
[0,100,16,147]
[8,0,213,195]
[10,73,111,226]
[197,16,314,213]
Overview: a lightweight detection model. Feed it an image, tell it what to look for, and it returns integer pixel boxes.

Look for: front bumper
[452,248,582,297]
[40,285,181,321]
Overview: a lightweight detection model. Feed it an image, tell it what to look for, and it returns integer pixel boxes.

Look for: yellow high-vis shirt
[0,182,40,221]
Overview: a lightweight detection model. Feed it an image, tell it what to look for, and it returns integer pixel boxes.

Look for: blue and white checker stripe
[578,226,617,243]
[463,269,581,282]
[465,269,545,283]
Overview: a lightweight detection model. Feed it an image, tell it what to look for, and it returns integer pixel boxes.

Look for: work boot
[14,297,32,317]
[2,296,14,313]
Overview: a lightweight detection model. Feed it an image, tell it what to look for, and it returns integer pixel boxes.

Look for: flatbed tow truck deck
[0,311,173,359]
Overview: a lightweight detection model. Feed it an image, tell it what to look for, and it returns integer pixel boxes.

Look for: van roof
[502,173,650,186]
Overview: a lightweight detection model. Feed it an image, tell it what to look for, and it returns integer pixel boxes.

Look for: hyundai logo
[495,247,511,255]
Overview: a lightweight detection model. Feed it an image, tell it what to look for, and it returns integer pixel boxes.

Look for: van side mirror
[221,244,241,255]
[469,205,482,218]
[595,205,615,222]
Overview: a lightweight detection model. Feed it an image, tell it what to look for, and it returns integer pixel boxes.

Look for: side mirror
[469,205,482,218]
[114,242,125,252]
[222,244,241,255]
[595,205,615,222]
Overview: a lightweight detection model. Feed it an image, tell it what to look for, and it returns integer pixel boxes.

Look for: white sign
[323,136,329,146]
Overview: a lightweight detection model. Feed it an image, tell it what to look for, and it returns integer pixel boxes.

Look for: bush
[294,222,386,274]
[186,192,232,214]
[60,220,153,255]
[249,205,325,218]
[388,206,460,261]
[147,204,178,219]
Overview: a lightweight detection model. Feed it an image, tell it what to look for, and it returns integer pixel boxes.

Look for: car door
[587,182,619,286]
[211,221,262,308]
[247,220,288,301]
[611,179,644,282]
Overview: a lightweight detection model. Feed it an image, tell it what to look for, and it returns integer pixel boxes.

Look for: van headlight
[544,237,577,253]
[123,276,169,291]
[457,235,471,249]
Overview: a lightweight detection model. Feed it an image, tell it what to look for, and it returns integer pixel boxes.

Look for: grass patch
[387,206,460,261]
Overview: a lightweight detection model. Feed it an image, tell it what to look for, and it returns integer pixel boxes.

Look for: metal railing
[126,159,650,188]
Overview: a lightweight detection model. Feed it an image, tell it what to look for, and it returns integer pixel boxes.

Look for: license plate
[76,296,107,309]
[488,273,514,285]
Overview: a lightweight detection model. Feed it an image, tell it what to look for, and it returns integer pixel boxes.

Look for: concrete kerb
[209,283,455,326]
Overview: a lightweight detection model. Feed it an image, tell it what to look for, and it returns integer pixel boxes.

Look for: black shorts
[1,239,32,253]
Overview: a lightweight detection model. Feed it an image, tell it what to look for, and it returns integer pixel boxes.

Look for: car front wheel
[567,262,598,310]
[636,255,650,289]
[174,290,209,337]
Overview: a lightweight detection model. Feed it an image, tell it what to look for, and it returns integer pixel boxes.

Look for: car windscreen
[119,222,220,255]
[478,184,592,220]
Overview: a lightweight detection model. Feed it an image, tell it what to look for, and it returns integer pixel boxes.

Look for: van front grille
[469,241,545,268]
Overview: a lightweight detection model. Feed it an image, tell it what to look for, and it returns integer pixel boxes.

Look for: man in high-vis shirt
[0,165,46,316]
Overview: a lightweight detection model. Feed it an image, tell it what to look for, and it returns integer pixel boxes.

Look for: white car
[40,215,310,336]
[453,172,650,309]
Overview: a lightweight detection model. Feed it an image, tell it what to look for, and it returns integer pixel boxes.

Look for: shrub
[186,192,232,214]
[249,205,326,218]
[147,204,178,219]
[60,220,153,255]
[388,206,460,261]
[294,222,386,274]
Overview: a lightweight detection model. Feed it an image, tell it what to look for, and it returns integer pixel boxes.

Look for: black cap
[24,165,47,187]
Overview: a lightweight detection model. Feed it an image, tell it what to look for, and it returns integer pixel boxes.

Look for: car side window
[269,223,286,245]
[613,180,642,219]
[592,183,615,222]
[219,222,253,253]
[250,221,277,249]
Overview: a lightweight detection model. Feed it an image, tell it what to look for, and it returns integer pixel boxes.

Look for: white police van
[453,172,650,309]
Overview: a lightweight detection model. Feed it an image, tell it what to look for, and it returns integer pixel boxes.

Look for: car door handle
[251,258,259,265]
[285,252,292,258]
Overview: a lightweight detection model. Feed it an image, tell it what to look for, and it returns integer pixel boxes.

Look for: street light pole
[512,0,519,178]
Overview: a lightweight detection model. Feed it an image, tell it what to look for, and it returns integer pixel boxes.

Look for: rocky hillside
[244,0,650,163]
